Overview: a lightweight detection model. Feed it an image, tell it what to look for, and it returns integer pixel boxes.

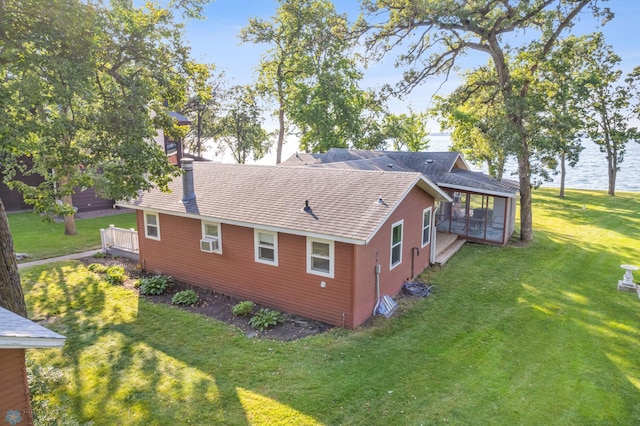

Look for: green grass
[8,211,136,261]
[22,188,640,425]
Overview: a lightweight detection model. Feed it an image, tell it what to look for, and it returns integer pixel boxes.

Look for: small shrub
[172,289,199,305]
[105,265,126,285]
[232,300,255,316]
[249,308,283,331]
[27,361,85,426]
[139,275,170,295]
[87,263,108,273]
[92,251,107,258]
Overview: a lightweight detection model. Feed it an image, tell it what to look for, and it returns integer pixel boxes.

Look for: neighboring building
[280,149,520,246]
[0,307,66,425]
[0,166,114,213]
[152,111,191,166]
[2,111,191,213]
[118,159,451,329]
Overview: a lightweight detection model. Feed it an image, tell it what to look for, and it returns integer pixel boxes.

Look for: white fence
[100,225,139,254]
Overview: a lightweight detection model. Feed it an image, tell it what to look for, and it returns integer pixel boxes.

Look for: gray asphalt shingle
[121,163,440,244]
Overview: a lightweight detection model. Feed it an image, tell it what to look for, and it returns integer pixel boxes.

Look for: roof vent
[377,197,385,205]
[425,159,434,164]
[303,200,312,212]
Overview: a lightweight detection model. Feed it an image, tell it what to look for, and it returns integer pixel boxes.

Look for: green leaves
[1,0,206,227]
[241,0,383,155]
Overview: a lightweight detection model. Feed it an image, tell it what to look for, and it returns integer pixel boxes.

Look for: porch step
[435,238,466,266]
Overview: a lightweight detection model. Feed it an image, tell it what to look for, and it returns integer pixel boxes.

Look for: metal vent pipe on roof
[181,158,196,202]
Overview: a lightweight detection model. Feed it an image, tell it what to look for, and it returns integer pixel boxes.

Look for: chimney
[181,158,196,202]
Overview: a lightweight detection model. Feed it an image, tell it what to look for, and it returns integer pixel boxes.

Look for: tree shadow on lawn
[533,189,640,240]
[501,232,640,417]
[23,261,252,425]
[23,228,640,424]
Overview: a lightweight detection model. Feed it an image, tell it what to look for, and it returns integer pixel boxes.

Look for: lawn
[8,211,136,261]
[22,188,640,425]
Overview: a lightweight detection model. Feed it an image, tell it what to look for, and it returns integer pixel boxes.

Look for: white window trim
[306,237,334,279]
[144,211,160,241]
[422,207,432,248]
[201,220,222,254]
[390,219,403,270]
[254,229,278,266]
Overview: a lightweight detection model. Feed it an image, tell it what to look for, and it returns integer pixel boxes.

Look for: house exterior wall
[136,186,435,329]
[0,349,33,426]
[352,186,434,326]
[137,212,355,327]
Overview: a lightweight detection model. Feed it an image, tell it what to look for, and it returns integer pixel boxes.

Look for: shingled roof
[280,148,519,197]
[0,307,66,349]
[119,162,450,244]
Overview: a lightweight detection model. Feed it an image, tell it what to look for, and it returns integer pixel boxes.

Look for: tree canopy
[242,0,385,156]
[1,0,211,234]
[361,0,611,241]
[0,0,211,314]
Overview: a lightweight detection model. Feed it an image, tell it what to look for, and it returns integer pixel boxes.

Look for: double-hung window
[307,238,334,278]
[144,212,160,240]
[390,220,403,269]
[201,221,221,253]
[255,229,278,266]
[422,207,432,247]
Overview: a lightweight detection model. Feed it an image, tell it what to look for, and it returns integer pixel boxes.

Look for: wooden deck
[434,232,465,265]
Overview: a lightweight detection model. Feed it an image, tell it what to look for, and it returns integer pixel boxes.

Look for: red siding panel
[352,187,434,326]
[137,211,354,327]
[0,349,33,425]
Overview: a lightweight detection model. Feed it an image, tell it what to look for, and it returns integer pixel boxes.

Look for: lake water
[213,133,639,193]
[428,135,640,193]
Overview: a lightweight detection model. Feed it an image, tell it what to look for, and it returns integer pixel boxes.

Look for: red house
[0,307,66,425]
[119,159,451,328]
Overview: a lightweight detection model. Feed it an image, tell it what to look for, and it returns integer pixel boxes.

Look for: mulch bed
[81,254,334,341]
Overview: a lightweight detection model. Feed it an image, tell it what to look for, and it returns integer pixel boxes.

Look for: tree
[360,0,609,242]
[217,85,272,164]
[1,0,209,235]
[0,199,26,317]
[242,0,382,156]
[383,109,430,151]
[574,33,639,196]
[535,36,588,197]
[0,0,209,314]
[182,70,226,158]
[431,66,514,179]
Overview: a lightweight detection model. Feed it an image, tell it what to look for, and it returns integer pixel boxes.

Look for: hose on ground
[402,281,434,297]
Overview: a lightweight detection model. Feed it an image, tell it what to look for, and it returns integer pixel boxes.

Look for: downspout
[373,263,381,316]
[431,201,440,264]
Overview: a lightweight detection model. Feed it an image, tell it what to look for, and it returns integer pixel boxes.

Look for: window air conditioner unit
[200,238,219,253]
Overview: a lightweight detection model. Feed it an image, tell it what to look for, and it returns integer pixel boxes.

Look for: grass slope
[8,211,136,261]
[23,189,640,425]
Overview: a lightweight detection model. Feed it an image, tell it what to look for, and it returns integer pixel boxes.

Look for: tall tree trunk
[559,152,566,198]
[0,198,27,317]
[62,193,77,236]
[275,63,286,165]
[518,135,533,242]
[607,158,616,196]
[276,106,285,164]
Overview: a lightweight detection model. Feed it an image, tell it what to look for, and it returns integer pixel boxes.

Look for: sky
[178,0,640,162]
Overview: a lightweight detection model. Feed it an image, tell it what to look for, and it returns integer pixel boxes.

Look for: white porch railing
[100,224,139,254]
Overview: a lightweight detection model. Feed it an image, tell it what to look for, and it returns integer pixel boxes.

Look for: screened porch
[435,190,514,245]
